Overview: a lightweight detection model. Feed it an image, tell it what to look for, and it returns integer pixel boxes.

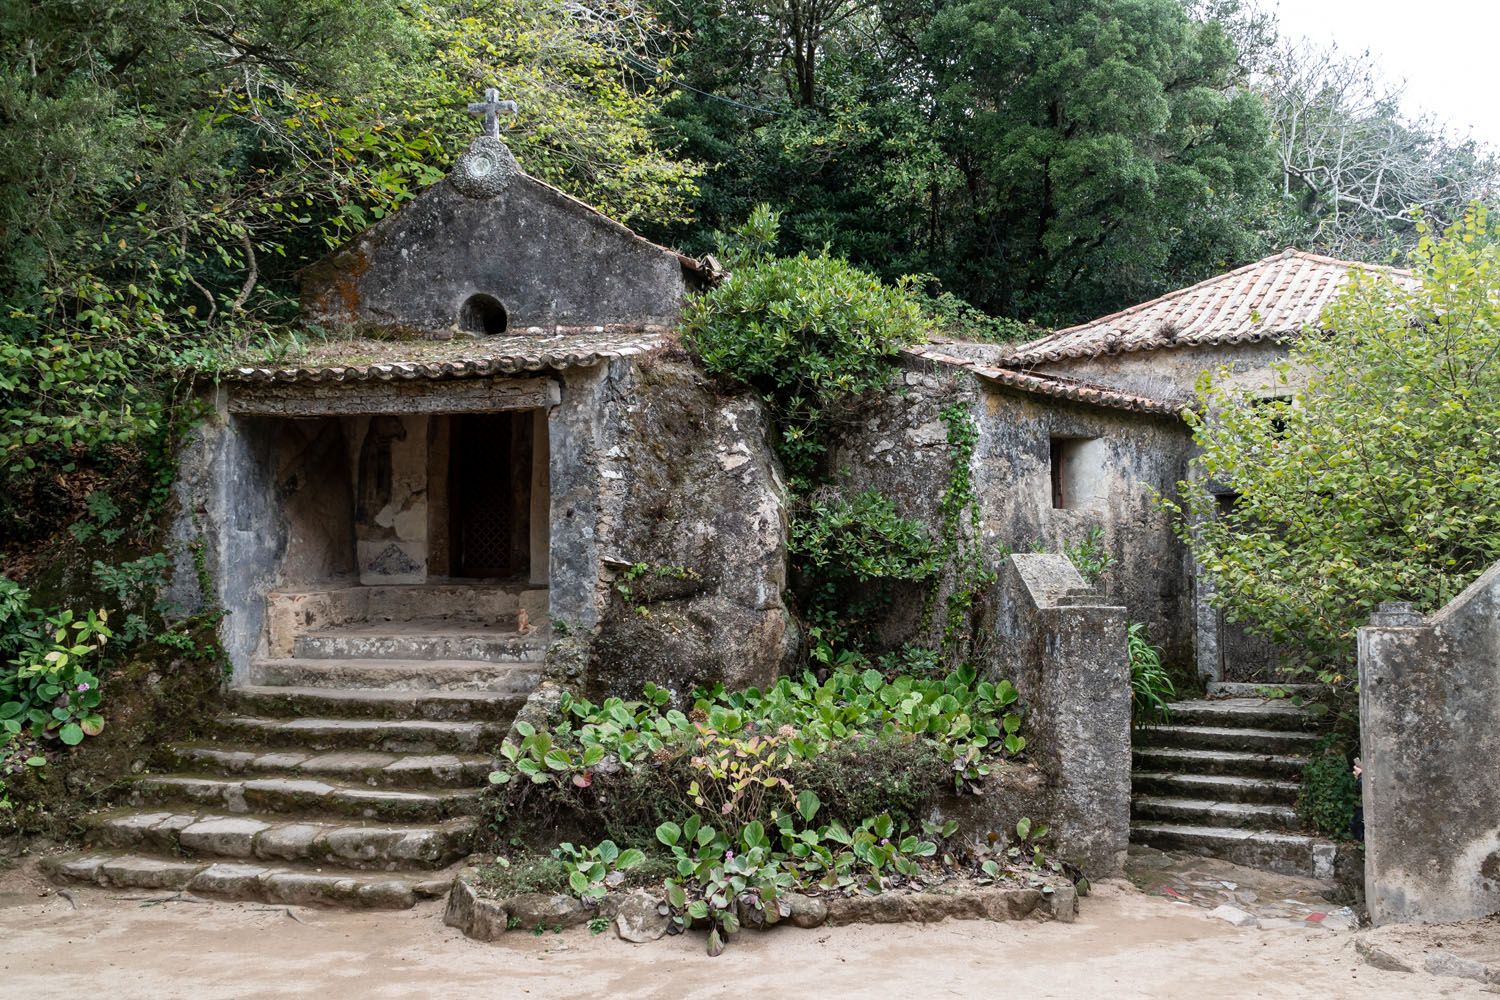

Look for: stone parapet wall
[992,554,1131,877]
[1359,561,1500,926]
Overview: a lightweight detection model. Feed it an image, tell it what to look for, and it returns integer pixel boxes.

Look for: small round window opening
[458,293,508,336]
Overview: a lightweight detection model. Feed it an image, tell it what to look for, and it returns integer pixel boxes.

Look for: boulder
[613,891,671,943]
[785,892,828,928]
[505,892,588,930]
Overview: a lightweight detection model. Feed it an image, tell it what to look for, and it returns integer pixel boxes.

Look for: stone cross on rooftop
[467,88,517,139]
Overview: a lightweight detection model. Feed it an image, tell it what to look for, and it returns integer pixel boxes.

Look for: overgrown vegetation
[1,0,698,496]
[1298,741,1360,839]
[684,206,997,671]
[1164,207,1500,680]
[682,205,924,486]
[485,664,1058,953]
[1126,623,1176,728]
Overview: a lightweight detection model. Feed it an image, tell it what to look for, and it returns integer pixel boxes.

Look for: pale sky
[1271,0,1500,147]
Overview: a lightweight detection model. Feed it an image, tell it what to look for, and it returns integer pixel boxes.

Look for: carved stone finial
[454,89,521,199]
[452,136,521,199]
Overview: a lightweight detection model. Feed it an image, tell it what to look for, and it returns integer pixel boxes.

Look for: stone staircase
[1130,682,1338,878]
[44,586,546,908]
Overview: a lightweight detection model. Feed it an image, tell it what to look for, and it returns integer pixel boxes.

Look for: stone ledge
[443,867,1078,945]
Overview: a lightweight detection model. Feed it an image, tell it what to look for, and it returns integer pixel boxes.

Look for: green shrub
[794,734,951,831]
[0,577,111,747]
[488,665,1030,846]
[1127,623,1175,727]
[1299,745,1360,838]
[1165,206,1500,675]
[681,207,926,484]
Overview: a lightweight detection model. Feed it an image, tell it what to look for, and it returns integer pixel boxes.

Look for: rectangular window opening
[1049,436,1106,511]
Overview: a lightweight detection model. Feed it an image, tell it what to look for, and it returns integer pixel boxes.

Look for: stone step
[210,715,506,754]
[1137,724,1320,754]
[1131,795,1300,830]
[43,850,457,909]
[226,685,527,723]
[1161,698,1321,733]
[84,807,474,870]
[250,657,542,692]
[131,774,483,823]
[1130,822,1336,879]
[1132,747,1309,781]
[294,622,548,663]
[1206,681,1324,699]
[169,744,494,789]
[1131,771,1301,806]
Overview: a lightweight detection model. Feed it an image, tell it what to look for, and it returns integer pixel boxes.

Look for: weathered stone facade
[830,353,1195,670]
[299,140,703,336]
[1359,562,1500,926]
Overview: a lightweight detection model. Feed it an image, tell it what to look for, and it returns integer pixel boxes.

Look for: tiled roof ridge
[903,345,1184,417]
[1003,249,1414,365]
[211,326,671,385]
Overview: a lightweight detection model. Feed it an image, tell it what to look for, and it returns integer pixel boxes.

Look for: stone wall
[828,356,1196,669]
[1033,341,1293,405]
[578,355,799,698]
[299,163,694,335]
[1358,562,1500,926]
[996,555,1131,875]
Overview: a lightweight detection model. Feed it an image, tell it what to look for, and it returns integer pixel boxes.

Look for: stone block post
[1358,561,1500,926]
[993,554,1131,876]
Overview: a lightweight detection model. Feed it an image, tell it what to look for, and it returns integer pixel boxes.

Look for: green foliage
[652,0,1276,324]
[0,579,111,747]
[490,664,1027,826]
[1064,527,1116,586]
[1,0,698,481]
[1127,623,1175,728]
[910,280,1041,343]
[682,207,927,484]
[550,839,647,901]
[790,490,941,664]
[929,404,996,659]
[1299,745,1359,839]
[1165,206,1500,671]
[656,811,941,954]
[792,492,941,587]
[612,562,701,605]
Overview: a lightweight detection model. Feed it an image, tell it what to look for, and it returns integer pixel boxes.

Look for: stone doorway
[450,412,533,580]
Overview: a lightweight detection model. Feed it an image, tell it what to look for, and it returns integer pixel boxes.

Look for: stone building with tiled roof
[139,95,1390,899]
[877,249,1412,685]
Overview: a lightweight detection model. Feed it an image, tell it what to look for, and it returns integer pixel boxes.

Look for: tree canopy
[1165,206,1500,671]
[0,0,696,482]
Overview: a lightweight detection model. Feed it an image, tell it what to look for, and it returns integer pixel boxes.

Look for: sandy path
[0,864,1489,1000]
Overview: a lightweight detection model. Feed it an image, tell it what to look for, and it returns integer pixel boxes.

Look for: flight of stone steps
[1130,681,1339,878]
[43,586,546,909]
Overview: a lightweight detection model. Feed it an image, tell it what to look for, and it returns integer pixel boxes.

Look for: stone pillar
[530,407,551,586]
[1359,564,1500,926]
[993,554,1131,877]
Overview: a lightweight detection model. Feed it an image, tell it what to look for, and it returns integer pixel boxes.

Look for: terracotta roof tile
[903,345,1183,417]
[215,327,669,384]
[1001,249,1413,365]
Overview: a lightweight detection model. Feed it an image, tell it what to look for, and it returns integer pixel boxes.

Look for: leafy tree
[1165,205,1500,671]
[922,0,1275,321]
[652,0,1278,326]
[0,0,697,484]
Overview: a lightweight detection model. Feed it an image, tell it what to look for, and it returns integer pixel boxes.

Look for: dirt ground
[1,856,1495,1000]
